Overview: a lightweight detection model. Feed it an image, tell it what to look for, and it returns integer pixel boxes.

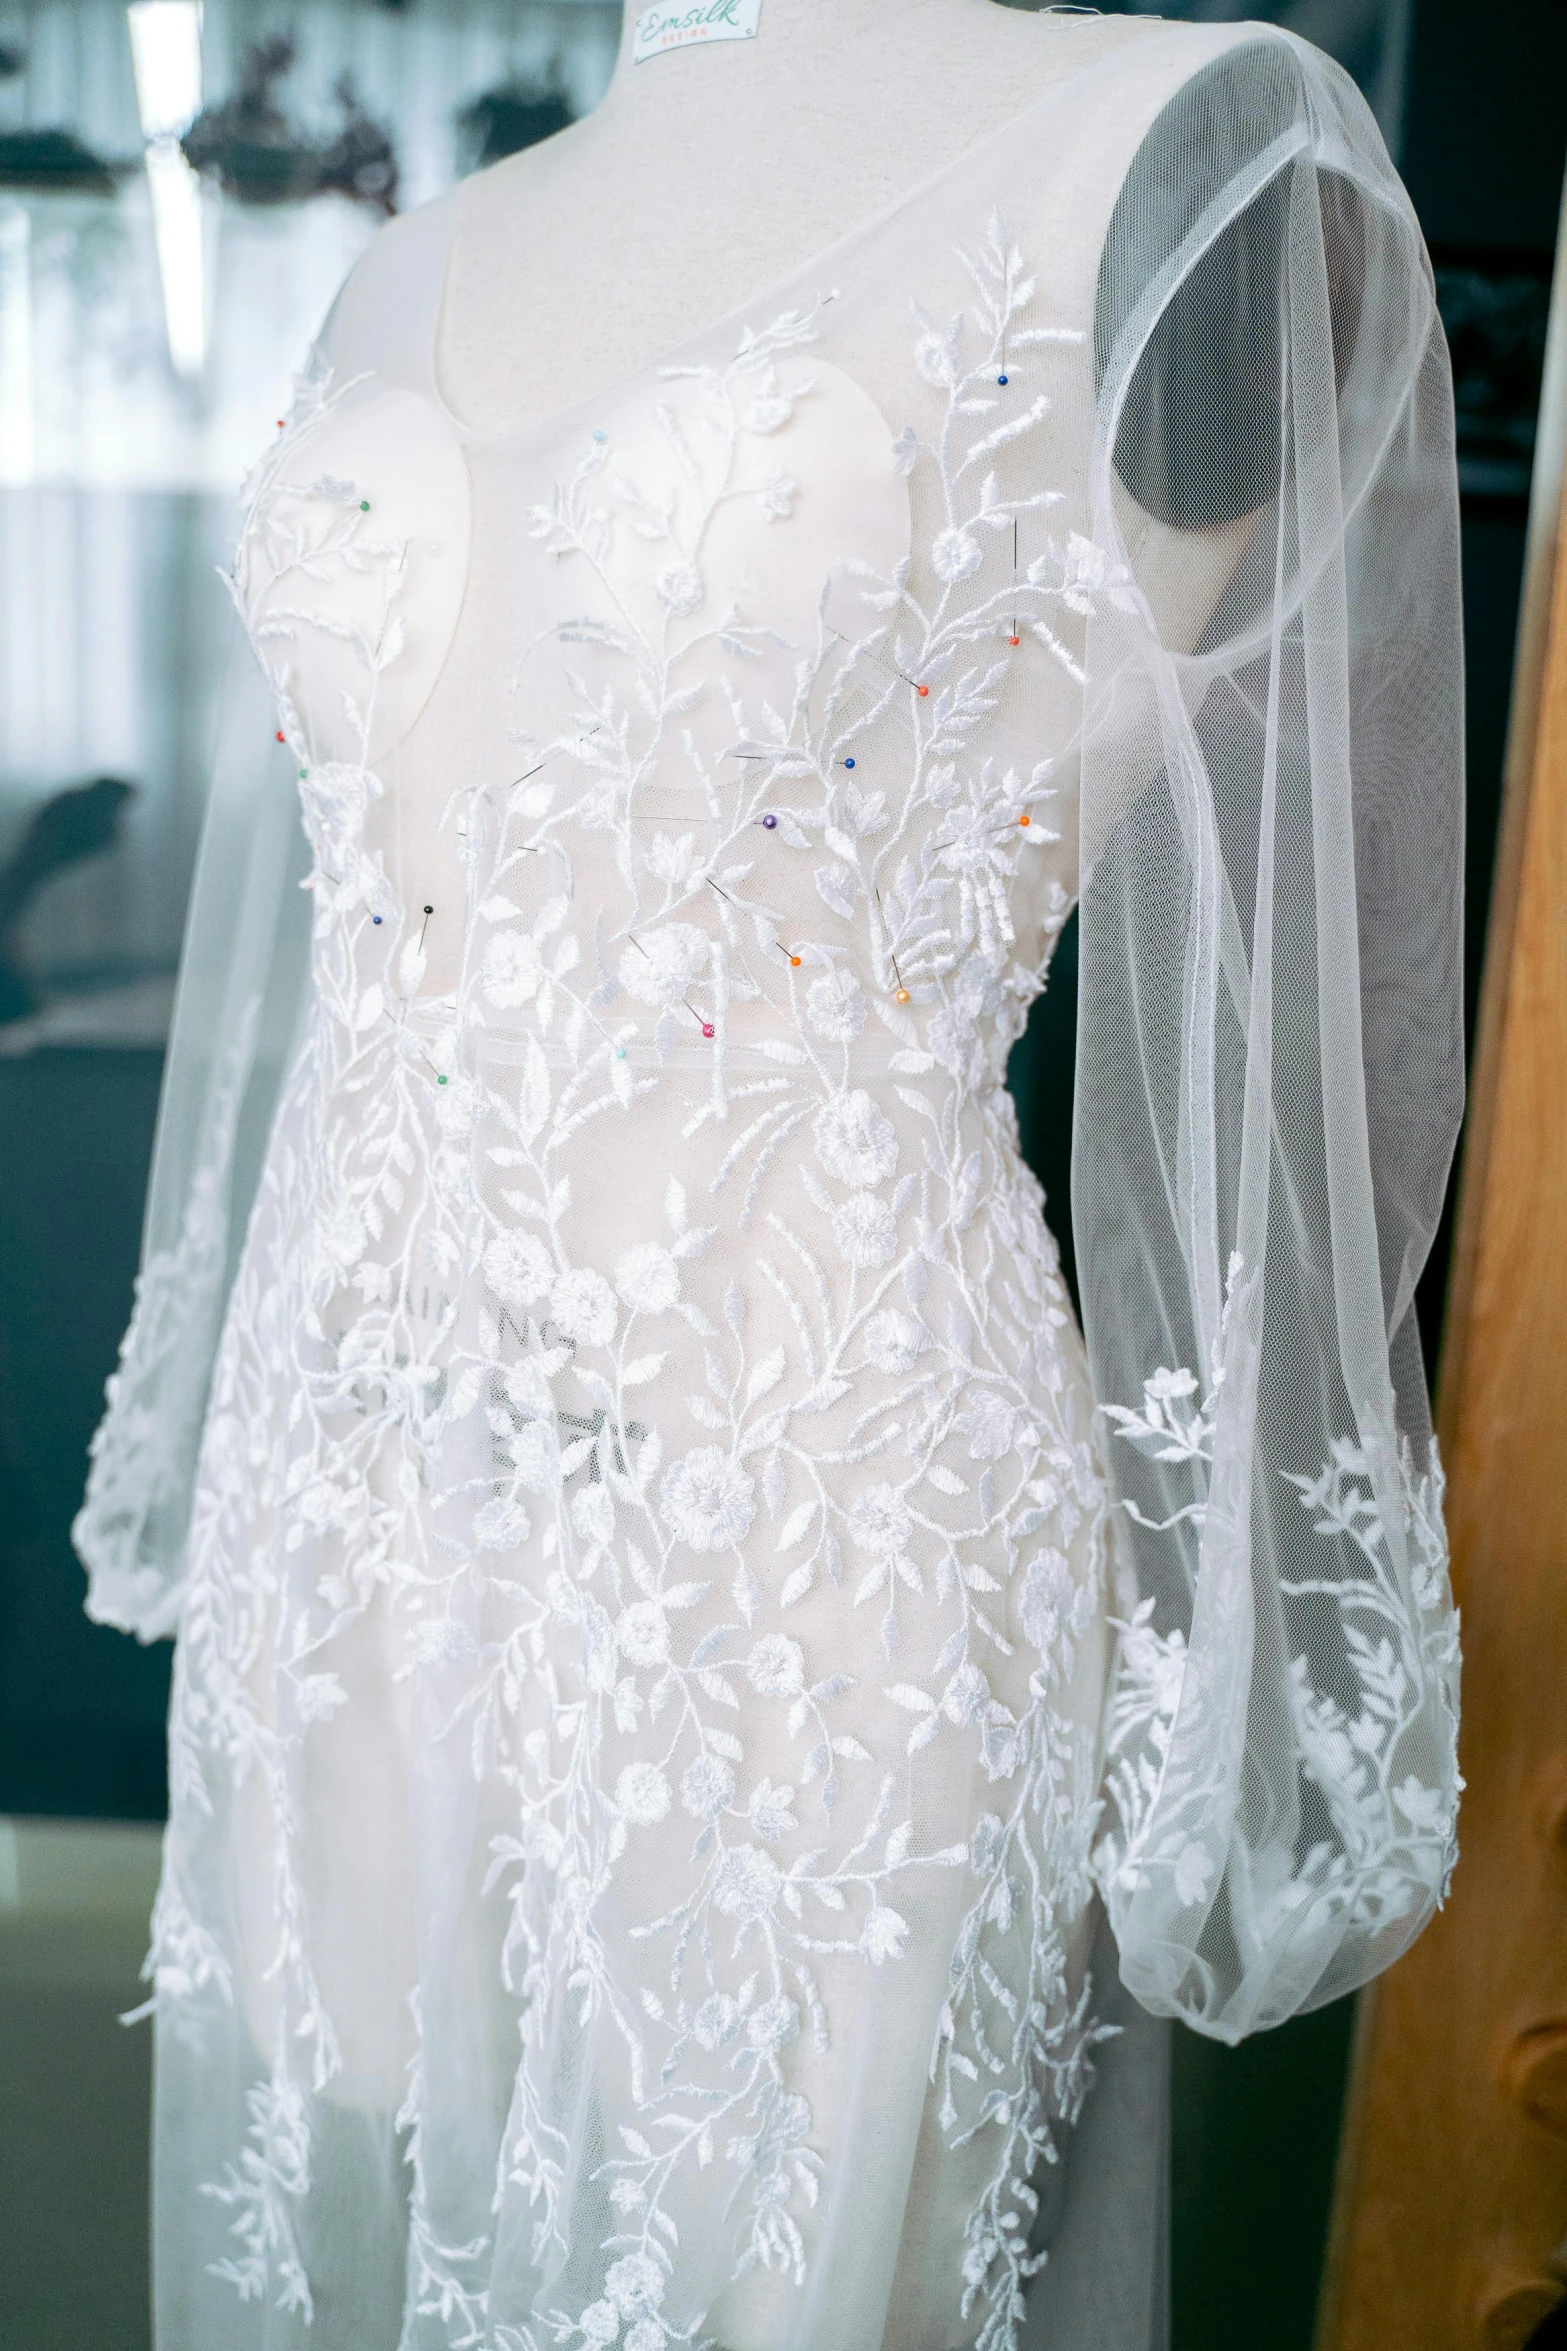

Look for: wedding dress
[75,24,1464,2351]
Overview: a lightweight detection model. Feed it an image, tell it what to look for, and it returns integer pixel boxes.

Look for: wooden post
[1316,174,1567,2351]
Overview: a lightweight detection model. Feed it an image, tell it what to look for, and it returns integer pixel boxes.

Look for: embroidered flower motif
[831,1190,898,1268]
[691,1992,740,2048]
[743,377,796,434]
[549,1268,618,1349]
[746,1992,800,2048]
[913,319,955,387]
[659,1447,756,1551]
[484,1229,554,1307]
[757,465,797,519]
[931,525,983,584]
[654,562,704,617]
[864,1310,923,1375]
[711,1842,783,1919]
[805,966,866,1042]
[682,1754,736,1819]
[617,1600,670,1667]
[473,1496,530,1551]
[941,1663,992,1726]
[619,922,709,1007]
[928,1003,985,1081]
[848,1484,913,1559]
[481,928,546,1008]
[749,1780,799,1842]
[746,1633,806,1696]
[294,1476,362,1537]
[615,1241,681,1315]
[298,761,375,862]
[605,2251,666,2314]
[408,1616,476,1667]
[615,1761,672,1826]
[813,1090,898,1189]
[934,800,1011,881]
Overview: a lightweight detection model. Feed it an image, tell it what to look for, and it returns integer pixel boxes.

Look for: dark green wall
[0,1049,171,1822]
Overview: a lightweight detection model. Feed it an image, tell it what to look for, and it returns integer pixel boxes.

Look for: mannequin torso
[435,0,1159,434]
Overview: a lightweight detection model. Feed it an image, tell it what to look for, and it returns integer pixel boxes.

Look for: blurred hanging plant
[181,36,399,213]
[0,127,122,195]
[0,28,127,195]
[456,72,575,172]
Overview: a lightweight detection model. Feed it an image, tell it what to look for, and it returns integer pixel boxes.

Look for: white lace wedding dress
[76,24,1464,2351]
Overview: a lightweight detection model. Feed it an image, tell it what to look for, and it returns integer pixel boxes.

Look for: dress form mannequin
[79,11,1467,2344]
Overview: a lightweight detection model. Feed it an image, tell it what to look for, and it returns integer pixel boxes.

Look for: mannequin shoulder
[1121,25,1318,172]
[1095,26,1305,319]
[1097,18,1373,200]
[1094,26,1375,531]
[315,185,466,380]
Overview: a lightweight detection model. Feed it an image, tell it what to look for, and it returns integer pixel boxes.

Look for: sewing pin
[872,884,911,1003]
[828,627,930,698]
[507,723,601,791]
[628,934,715,1037]
[708,875,801,970]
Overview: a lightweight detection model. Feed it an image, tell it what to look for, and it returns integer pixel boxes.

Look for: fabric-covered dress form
[76,24,1464,2351]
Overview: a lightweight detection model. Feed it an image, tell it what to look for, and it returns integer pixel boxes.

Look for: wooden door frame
[1317,167,1567,2351]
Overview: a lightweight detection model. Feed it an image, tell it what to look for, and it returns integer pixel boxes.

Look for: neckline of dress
[424,19,1194,455]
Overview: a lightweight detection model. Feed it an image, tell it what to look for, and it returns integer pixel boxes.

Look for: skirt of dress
[148,1002,1125,2351]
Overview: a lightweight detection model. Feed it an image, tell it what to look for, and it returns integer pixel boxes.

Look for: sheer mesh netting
[73,21,1461,2351]
[1080,34,1462,2037]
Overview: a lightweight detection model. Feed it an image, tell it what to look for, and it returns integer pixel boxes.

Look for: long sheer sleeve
[73,212,468,1644]
[1078,32,1464,2041]
[72,624,312,1640]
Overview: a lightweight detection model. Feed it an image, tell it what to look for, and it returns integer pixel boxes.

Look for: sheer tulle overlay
[75,24,1462,2351]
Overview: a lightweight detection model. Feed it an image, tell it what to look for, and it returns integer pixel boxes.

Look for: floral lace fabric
[77,24,1464,2351]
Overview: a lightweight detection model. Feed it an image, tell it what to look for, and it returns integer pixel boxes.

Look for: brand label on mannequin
[633,0,762,63]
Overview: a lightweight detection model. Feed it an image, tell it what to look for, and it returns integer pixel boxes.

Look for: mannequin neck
[600,0,1005,120]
